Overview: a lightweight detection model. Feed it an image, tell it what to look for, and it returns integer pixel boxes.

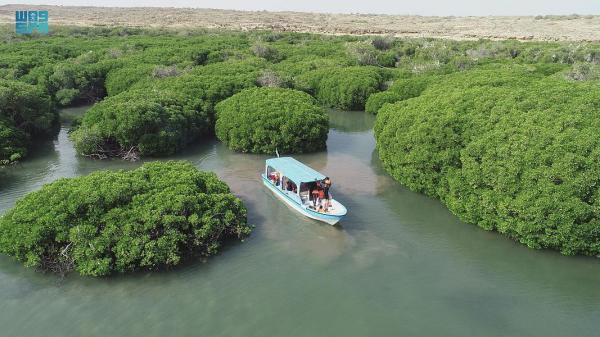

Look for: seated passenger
[317,187,325,203]
[311,187,320,207]
[286,180,294,191]
[269,172,278,184]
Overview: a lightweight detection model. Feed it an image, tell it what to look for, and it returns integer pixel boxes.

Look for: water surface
[1,108,599,337]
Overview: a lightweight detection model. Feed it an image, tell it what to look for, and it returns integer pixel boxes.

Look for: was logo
[15,10,49,35]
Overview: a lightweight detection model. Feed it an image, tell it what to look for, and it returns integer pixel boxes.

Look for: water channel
[0,107,598,337]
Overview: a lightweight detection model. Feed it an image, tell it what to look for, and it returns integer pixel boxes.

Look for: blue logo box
[16,10,49,35]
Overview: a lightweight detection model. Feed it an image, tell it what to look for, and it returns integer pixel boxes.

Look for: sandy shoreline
[1,4,599,41]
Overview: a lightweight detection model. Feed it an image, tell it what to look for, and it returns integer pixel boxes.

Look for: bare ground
[1,4,599,41]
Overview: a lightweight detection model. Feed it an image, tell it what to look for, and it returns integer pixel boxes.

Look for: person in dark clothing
[322,177,332,209]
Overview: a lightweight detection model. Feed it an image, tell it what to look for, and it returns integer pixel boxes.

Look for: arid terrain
[1,4,599,41]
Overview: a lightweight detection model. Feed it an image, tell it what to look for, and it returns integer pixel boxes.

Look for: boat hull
[262,176,345,225]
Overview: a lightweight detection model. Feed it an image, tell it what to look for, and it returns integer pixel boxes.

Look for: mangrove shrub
[70,89,208,158]
[365,76,435,114]
[215,87,328,154]
[1,28,599,164]
[296,66,383,110]
[0,161,250,276]
[374,66,600,256]
[0,79,57,164]
[104,63,155,96]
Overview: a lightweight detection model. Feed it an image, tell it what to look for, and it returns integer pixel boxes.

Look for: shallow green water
[1,107,599,337]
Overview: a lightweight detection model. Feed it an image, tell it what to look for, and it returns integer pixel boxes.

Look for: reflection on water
[1,107,600,337]
[328,109,376,133]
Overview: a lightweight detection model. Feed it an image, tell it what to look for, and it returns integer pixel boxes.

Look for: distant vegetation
[296,66,384,110]
[1,26,599,163]
[365,76,434,114]
[215,87,328,154]
[0,161,250,276]
[0,26,599,257]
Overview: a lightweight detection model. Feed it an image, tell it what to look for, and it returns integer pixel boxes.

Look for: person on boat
[322,177,332,209]
[317,186,327,212]
[281,177,287,190]
[286,180,295,192]
[311,185,320,208]
[292,182,298,194]
[269,171,279,185]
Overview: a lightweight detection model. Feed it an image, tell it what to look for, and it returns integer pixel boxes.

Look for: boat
[261,157,347,225]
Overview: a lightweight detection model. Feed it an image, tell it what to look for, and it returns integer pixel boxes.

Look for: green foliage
[346,41,397,67]
[376,51,399,68]
[0,161,250,276]
[1,27,599,164]
[0,79,57,164]
[55,88,80,106]
[365,91,403,115]
[564,62,600,81]
[256,69,288,88]
[374,65,600,256]
[72,58,264,159]
[0,119,27,165]
[297,66,383,110]
[151,65,182,78]
[251,43,283,62]
[271,55,353,85]
[71,89,208,157]
[372,36,394,51]
[144,59,263,109]
[23,58,113,106]
[105,63,155,96]
[0,26,600,258]
[365,76,435,114]
[215,87,328,154]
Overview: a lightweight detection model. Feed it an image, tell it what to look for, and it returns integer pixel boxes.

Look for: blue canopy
[266,157,326,184]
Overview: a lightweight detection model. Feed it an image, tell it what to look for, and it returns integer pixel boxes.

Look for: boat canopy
[266,157,326,184]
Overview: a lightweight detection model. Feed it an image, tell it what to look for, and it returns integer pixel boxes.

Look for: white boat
[261,157,347,225]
